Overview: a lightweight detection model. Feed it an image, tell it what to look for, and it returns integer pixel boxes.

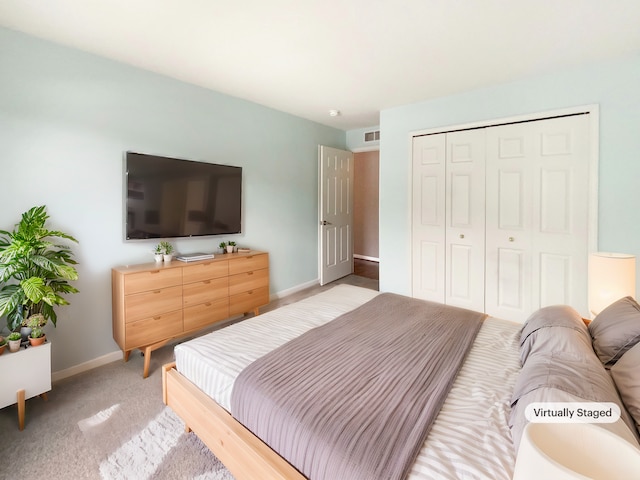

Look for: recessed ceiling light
[328,109,341,117]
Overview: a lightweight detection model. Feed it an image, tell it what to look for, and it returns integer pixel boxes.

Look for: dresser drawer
[229,268,269,296]
[183,277,228,306]
[228,253,268,275]
[229,286,269,315]
[124,285,183,323]
[125,310,183,349]
[184,298,229,332]
[182,261,229,284]
[123,268,183,295]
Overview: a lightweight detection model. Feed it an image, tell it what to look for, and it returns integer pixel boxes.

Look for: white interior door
[445,129,486,312]
[485,114,590,321]
[412,133,446,302]
[319,146,354,285]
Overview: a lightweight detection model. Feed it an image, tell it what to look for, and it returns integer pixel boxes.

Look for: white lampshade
[588,252,636,317]
[513,423,640,480]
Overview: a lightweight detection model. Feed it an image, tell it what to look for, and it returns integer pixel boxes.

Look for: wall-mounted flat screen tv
[125,152,242,240]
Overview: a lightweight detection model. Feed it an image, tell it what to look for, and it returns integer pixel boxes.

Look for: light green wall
[379,53,640,299]
[0,27,345,372]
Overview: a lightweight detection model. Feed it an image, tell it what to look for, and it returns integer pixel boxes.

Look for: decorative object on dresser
[153,244,164,262]
[226,241,236,254]
[157,241,175,263]
[112,251,269,378]
[218,241,227,254]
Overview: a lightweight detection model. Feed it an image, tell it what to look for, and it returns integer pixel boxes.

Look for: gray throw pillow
[589,296,640,366]
[611,342,640,434]
[519,305,591,366]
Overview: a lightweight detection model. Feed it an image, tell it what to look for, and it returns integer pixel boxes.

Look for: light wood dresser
[112,251,269,377]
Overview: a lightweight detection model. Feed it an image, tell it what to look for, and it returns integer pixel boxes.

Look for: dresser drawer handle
[247,271,254,275]
[150,270,160,274]
[153,316,161,320]
[203,280,211,284]
[248,290,253,294]
[153,290,161,294]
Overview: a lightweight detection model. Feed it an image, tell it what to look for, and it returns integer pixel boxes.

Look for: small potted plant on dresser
[159,241,174,262]
[219,241,227,254]
[153,244,164,262]
[227,241,236,254]
[7,332,22,352]
[0,336,6,355]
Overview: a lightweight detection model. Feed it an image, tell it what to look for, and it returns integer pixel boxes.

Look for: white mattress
[175,284,522,480]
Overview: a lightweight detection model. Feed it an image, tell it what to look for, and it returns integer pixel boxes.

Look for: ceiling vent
[364,130,380,142]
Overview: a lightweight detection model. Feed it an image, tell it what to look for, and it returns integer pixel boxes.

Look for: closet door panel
[412,134,446,302]
[486,122,533,321]
[495,248,526,310]
[531,115,590,311]
[487,115,590,321]
[446,129,485,311]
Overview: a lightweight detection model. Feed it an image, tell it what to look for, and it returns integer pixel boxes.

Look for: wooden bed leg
[162,362,176,405]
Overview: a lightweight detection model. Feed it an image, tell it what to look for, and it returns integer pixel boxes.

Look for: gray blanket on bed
[230,293,486,480]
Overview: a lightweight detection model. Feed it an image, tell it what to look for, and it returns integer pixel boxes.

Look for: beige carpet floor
[0,274,377,480]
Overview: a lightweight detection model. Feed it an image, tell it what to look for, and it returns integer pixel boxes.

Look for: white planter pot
[154,254,163,262]
[8,339,21,353]
[163,254,173,262]
[226,246,234,253]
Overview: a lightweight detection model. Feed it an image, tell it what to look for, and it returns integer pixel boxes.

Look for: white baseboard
[271,279,319,300]
[354,254,379,262]
[52,350,122,383]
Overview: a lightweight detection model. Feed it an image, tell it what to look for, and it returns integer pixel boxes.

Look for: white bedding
[175,284,522,480]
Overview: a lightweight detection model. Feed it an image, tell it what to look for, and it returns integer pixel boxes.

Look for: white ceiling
[2,1,640,130]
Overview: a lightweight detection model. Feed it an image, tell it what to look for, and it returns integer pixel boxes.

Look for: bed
[162,284,640,480]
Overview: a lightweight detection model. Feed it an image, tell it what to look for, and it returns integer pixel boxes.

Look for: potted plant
[0,336,6,355]
[28,327,46,346]
[0,205,79,332]
[227,241,236,254]
[7,332,21,352]
[219,241,227,254]
[153,244,164,262]
[158,241,174,262]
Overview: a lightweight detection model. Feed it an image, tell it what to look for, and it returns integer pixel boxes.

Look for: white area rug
[79,405,234,480]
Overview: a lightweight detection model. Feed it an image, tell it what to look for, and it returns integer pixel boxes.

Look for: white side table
[0,342,51,430]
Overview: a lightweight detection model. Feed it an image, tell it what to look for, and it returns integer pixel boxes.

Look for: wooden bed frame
[162,362,305,480]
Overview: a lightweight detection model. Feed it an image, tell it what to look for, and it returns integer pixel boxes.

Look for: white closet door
[412,133,446,302]
[446,129,486,312]
[485,115,590,322]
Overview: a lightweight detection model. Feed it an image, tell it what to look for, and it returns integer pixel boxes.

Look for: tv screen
[125,152,242,240]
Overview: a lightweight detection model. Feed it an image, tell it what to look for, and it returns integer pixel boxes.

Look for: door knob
[508,236,514,242]
[320,220,332,225]
[459,234,464,239]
